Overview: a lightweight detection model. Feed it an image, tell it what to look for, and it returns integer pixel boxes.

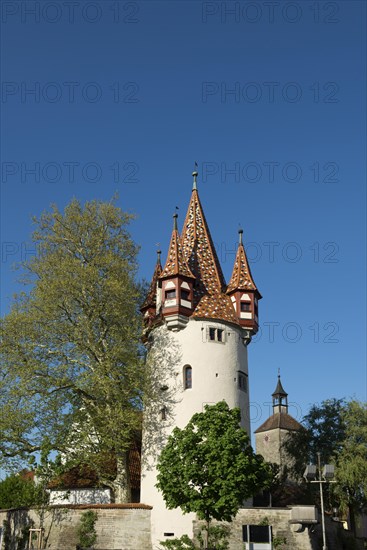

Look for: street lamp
[304,452,335,550]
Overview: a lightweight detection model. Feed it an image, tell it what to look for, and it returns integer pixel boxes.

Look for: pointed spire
[181,183,226,305]
[272,373,288,398]
[226,229,260,294]
[141,248,163,312]
[160,213,195,280]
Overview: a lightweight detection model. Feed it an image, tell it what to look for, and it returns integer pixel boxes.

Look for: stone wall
[0,504,152,550]
[193,507,365,550]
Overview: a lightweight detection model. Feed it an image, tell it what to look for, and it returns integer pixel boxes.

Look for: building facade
[140,170,261,547]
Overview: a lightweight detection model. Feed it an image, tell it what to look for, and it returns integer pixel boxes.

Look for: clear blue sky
[1,0,366,438]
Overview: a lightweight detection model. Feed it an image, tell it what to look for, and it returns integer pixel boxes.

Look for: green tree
[282,398,347,480]
[0,473,43,509]
[0,198,151,502]
[333,400,367,531]
[156,401,272,546]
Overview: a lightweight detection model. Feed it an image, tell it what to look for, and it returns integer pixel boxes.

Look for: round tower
[140,171,261,548]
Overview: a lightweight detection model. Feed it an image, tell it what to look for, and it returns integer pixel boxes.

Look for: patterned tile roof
[193,292,240,324]
[181,189,226,305]
[255,412,303,433]
[226,240,259,294]
[141,253,162,311]
[160,222,195,280]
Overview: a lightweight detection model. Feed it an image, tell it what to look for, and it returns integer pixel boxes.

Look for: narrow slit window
[184,365,192,389]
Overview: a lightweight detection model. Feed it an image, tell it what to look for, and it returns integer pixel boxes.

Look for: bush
[76,510,98,549]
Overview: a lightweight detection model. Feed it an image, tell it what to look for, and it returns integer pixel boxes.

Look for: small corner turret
[226,229,262,334]
[158,212,196,330]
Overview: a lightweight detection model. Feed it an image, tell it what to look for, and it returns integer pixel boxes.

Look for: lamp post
[304,452,335,550]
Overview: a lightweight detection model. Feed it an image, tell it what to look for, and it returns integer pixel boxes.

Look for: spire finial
[278,367,280,377]
[192,161,198,191]
[157,249,161,263]
[238,228,243,245]
[173,212,178,230]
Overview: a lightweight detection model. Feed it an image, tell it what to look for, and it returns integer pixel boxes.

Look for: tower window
[160,406,167,421]
[183,365,192,389]
[165,289,176,300]
[181,289,190,301]
[238,372,248,392]
[240,302,251,312]
[208,327,225,343]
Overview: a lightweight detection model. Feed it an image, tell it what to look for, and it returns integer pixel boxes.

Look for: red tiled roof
[226,241,259,294]
[160,226,195,280]
[255,412,303,433]
[194,293,240,325]
[181,189,226,302]
[141,255,162,311]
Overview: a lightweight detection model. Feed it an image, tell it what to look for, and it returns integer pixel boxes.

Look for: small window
[181,289,190,301]
[165,289,176,300]
[184,365,192,389]
[208,327,225,343]
[238,372,248,392]
[240,302,251,312]
[160,406,167,421]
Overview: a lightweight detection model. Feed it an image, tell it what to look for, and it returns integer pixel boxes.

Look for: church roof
[141,251,162,311]
[272,375,288,398]
[181,188,227,307]
[160,215,195,280]
[226,231,260,295]
[254,412,303,433]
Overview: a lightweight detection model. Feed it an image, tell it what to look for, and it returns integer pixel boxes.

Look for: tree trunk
[113,452,131,503]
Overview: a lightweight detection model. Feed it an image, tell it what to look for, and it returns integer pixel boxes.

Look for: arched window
[183,365,192,389]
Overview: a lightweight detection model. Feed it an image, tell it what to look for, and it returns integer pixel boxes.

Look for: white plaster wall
[49,488,111,505]
[141,318,251,549]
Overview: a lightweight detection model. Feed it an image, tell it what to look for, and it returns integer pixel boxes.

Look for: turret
[272,373,288,414]
[226,229,262,334]
[140,249,162,327]
[159,213,196,330]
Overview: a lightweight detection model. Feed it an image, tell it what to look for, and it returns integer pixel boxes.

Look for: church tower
[255,374,302,471]
[140,170,261,547]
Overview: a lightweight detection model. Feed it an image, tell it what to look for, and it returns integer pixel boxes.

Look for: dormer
[226,229,261,334]
[159,214,196,330]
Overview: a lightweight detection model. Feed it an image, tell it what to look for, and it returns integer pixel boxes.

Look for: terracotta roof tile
[160,226,195,280]
[226,241,259,294]
[193,293,240,324]
[141,255,162,311]
[181,190,226,305]
[255,412,303,433]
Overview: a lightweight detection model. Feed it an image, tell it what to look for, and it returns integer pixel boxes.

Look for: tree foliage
[0,473,44,509]
[0,199,149,501]
[156,401,272,527]
[282,398,347,479]
[333,400,367,514]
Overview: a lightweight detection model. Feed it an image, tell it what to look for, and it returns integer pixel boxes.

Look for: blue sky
[1,0,366,438]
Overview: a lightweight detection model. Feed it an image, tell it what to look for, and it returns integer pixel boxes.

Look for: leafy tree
[0,199,152,502]
[0,473,44,509]
[156,401,272,546]
[333,401,367,530]
[77,510,98,549]
[282,398,347,480]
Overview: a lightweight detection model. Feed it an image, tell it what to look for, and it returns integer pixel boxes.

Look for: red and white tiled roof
[226,237,259,294]
[160,217,195,280]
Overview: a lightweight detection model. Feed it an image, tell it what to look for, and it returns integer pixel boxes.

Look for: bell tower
[140,169,261,547]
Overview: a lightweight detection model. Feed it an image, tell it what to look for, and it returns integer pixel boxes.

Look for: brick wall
[0,504,152,550]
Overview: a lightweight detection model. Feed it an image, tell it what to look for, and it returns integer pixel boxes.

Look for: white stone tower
[140,170,261,548]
